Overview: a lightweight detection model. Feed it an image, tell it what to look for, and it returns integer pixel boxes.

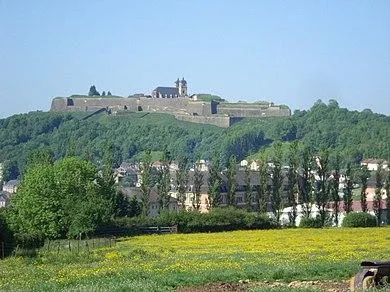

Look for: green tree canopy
[8,157,113,240]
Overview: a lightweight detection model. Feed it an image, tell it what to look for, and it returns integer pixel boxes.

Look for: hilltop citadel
[51,78,291,127]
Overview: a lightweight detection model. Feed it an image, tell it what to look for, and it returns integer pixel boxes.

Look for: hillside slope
[0,100,389,180]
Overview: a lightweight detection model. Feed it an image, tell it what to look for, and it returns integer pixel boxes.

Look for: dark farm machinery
[350,261,390,290]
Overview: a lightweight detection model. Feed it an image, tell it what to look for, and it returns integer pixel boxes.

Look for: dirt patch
[177,279,351,292]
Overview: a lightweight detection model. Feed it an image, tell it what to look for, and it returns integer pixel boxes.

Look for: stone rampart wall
[51,97,213,116]
[175,115,232,128]
[217,104,290,117]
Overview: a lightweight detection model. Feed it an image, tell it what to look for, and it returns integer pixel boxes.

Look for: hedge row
[103,208,279,236]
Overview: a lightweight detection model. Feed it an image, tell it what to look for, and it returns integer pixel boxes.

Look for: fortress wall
[217,105,291,117]
[175,115,232,128]
[50,97,214,116]
[51,98,68,111]
[175,115,233,128]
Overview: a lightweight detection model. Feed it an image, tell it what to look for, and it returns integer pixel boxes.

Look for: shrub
[299,216,323,228]
[105,208,278,235]
[341,212,377,228]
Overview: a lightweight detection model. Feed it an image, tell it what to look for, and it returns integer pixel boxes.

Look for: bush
[0,209,15,256]
[105,208,278,236]
[299,216,323,228]
[341,212,377,228]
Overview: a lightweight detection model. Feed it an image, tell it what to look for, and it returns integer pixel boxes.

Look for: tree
[192,163,203,211]
[384,169,390,224]
[299,148,312,218]
[330,154,341,226]
[128,196,142,217]
[88,85,100,96]
[2,160,19,182]
[343,163,354,214]
[140,150,152,216]
[373,165,383,225]
[8,157,113,240]
[226,155,237,207]
[256,159,269,214]
[359,165,370,213]
[8,163,61,240]
[102,91,106,96]
[156,151,171,213]
[176,156,188,210]
[26,148,54,168]
[314,151,330,227]
[244,165,252,212]
[208,154,222,208]
[286,142,299,226]
[98,144,127,217]
[270,143,283,222]
[107,91,112,96]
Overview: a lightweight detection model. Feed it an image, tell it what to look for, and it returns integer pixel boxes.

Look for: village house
[0,191,11,208]
[2,180,19,194]
[361,159,389,171]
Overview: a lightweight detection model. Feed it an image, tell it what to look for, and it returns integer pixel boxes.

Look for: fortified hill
[51,78,291,127]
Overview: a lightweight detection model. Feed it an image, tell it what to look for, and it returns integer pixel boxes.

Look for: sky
[0,0,389,118]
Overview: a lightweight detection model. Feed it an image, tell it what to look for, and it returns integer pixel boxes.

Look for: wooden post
[68,241,71,252]
[1,242,4,259]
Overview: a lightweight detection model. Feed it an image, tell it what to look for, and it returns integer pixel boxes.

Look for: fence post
[57,241,60,254]
[1,242,4,259]
[68,241,71,252]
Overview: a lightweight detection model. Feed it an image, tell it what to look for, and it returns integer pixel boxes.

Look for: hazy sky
[1,0,389,118]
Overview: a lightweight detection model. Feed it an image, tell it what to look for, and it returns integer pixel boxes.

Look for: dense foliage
[1,100,389,180]
[7,157,116,241]
[113,208,278,234]
[0,210,14,255]
[341,212,377,228]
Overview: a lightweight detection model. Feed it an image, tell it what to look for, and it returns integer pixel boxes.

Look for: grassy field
[1,228,390,291]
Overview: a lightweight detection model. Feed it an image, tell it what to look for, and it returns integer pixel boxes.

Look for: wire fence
[1,225,177,259]
[1,237,116,259]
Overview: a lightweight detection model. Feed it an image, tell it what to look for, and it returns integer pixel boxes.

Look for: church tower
[178,77,187,97]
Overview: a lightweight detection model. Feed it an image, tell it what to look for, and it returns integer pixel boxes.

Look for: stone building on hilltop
[50,77,291,127]
[152,78,188,98]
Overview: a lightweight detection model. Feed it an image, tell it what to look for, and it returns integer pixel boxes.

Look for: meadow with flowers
[1,228,390,291]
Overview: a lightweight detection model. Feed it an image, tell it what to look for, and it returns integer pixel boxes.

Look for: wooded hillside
[0,100,389,180]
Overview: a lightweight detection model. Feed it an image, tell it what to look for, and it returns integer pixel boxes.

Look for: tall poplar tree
[270,143,283,222]
[256,159,269,214]
[373,165,383,225]
[192,162,203,211]
[226,155,237,207]
[314,151,330,227]
[176,156,188,210]
[384,169,390,224]
[244,165,252,211]
[208,154,222,208]
[140,150,152,216]
[157,151,171,213]
[359,165,370,213]
[299,147,313,218]
[330,154,341,226]
[286,142,299,226]
[343,163,354,214]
